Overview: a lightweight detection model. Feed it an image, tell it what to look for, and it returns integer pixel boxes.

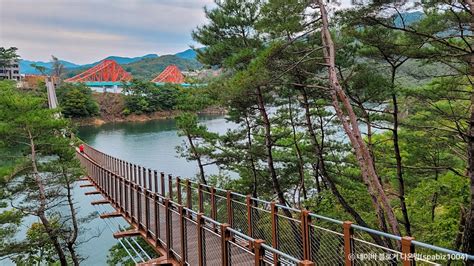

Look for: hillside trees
[56,83,99,118]
[123,80,180,114]
[350,0,474,254]
[0,80,85,265]
[193,0,296,208]
[183,0,473,253]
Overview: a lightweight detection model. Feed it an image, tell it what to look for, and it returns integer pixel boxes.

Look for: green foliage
[123,79,181,114]
[192,0,263,68]
[56,83,99,118]
[0,47,20,69]
[106,233,156,265]
[0,80,86,263]
[11,221,60,265]
[184,0,474,252]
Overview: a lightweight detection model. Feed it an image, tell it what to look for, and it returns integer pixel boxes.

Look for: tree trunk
[187,134,208,185]
[300,87,387,247]
[288,96,307,202]
[28,129,68,266]
[391,76,411,236]
[64,167,80,266]
[317,0,401,237]
[245,116,259,198]
[461,0,474,257]
[255,86,288,207]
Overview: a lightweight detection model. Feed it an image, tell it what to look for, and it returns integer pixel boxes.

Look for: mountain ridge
[19,50,197,75]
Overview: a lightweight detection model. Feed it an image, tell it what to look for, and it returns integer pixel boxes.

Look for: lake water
[75,115,232,265]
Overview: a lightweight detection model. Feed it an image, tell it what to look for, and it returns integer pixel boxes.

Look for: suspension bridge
[76,143,474,265]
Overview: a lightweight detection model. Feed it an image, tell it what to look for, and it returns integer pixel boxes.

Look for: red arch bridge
[76,143,474,265]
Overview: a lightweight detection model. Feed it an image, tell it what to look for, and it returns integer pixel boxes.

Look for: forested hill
[122,54,202,80]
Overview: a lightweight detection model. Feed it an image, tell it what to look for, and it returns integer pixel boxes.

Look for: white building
[0,60,20,81]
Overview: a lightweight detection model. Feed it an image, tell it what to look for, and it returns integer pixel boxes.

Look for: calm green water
[75,115,232,265]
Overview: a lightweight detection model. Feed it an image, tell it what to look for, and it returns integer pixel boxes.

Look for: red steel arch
[151,65,184,84]
[65,60,132,82]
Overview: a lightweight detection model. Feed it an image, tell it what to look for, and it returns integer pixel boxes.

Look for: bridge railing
[77,148,309,265]
[80,143,474,265]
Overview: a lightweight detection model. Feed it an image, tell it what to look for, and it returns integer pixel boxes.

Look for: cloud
[0,0,214,64]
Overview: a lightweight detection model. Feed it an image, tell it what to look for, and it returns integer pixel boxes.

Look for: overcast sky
[0,0,214,64]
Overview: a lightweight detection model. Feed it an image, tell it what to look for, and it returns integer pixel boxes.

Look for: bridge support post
[270,201,279,263]
[119,176,124,213]
[130,182,135,223]
[211,187,217,231]
[160,172,165,196]
[246,195,253,248]
[301,210,312,260]
[197,213,204,266]
[198,184,204,213]
[165,198,172,259]
[226,190,233,227]
[401,236,414,266]
[168,174,173,200]
[177,177,182,205]
[220,223,230,266]
[145,190,150,238]
[153,193,159,245]
[148,168,152,191]
[254,239,265,266]
[343,221,354,266]
[154,170,158,193]
[179,205,186,265]
[124,179,129,218]
[186,180,192,210]
[136,184,142,229]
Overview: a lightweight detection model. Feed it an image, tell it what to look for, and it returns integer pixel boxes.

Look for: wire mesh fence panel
[125,183,131,216]
[201,190,212,218]
[228,240,255,266]
[190,185,200,211]
[139,191,146,228]
[179,181,187,206]
[158,204,167,246]
[413,245,467,266]
[232,200,249,234]
[132,188,138,222]
[215,194,228,224]
[185,218,199,266]
[251,206,273,245]
[276,213,304,260]
[352,230,401,265]
[148,195,156,237]
[170,209,182,259]
[204,227,222,265]
[120,181,125,211]
[310,224,345,265]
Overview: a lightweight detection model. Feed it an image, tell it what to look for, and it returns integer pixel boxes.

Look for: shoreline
[73,107,227,126]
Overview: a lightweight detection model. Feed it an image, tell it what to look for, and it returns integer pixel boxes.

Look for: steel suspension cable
[89,195,144,263]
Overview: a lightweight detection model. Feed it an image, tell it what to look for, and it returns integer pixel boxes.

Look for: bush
[56,83,99,118]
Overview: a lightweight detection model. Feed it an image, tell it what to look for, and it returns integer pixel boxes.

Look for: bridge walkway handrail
[77,146,309,265]
[79,143,474,265]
